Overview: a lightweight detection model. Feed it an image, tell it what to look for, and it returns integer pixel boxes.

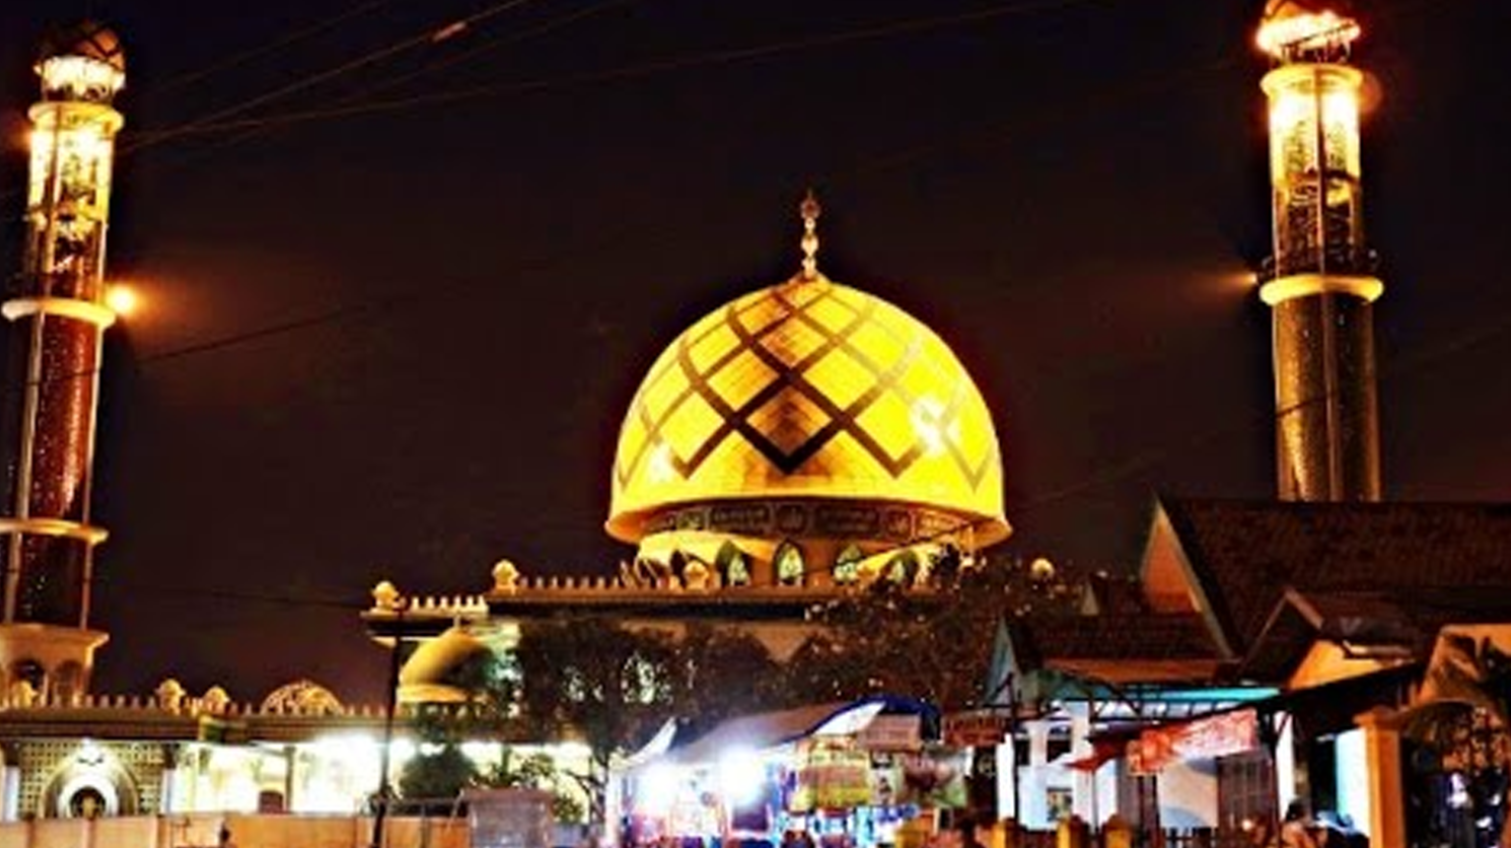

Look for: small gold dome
[607,273,1008,546]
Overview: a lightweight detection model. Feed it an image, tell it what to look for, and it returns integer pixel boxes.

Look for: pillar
[1354,707,1405,847]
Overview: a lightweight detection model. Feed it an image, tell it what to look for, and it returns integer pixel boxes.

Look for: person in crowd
[1281,801,1319,848]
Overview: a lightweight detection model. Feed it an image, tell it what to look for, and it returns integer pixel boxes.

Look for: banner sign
[856,715,922,751]
[942,710,1010,747]
[789,740,873,812]
[1127,709,1259,775]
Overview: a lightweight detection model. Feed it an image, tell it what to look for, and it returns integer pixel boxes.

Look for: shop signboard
[942,710,1009,747]
[856,715,922,751]
[895,747,969,809]
[789,739,873,812]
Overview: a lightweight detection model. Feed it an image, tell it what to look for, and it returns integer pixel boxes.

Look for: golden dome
[607,272,1008,547]
[397,626,489,704]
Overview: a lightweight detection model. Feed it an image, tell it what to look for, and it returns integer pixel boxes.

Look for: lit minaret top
[1255,1,1383,502]
[0,21,127,699]
[798,189,822,282]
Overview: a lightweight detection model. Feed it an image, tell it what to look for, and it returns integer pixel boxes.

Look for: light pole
[372,599,408,848]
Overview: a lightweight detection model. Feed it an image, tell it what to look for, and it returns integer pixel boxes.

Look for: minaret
[0,22,127,699]
[1256,1,1383,502]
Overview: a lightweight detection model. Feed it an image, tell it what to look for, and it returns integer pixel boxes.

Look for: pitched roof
[1015,614,1219,662]
[1008,612,1223,684]
[1158,498,1511,656]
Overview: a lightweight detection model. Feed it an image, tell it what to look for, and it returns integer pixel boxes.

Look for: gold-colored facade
[607,272,1008,564]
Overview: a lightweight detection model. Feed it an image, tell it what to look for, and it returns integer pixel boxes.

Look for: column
[1353,707,1405,847]
[1025,720,1050,828]
[1068,704,1095,825]
[996,731,1018,822]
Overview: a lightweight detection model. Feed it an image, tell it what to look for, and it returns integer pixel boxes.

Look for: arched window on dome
[716,542,751,587]
[11,658,45,692]
[887,550,921,586]
[53,661,84,702]
[833,544,864,585]
[775,541,805,586]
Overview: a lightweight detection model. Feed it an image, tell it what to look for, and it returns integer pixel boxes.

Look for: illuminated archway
[834,544,864,585]
[774,541,805,586]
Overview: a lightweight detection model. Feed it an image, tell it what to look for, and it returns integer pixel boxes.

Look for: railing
[1258,245,1379,283]
[1006,825,1254,848]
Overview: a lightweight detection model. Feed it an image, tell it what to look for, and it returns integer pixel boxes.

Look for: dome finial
[799,189,821,281]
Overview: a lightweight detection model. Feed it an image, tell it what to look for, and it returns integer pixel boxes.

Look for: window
[834,544,864,585]
[716,541,750,587]
[887,550,920,585]
[775,541,805,586]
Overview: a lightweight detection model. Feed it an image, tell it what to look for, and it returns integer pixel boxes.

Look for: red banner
[1127,709,1259,775]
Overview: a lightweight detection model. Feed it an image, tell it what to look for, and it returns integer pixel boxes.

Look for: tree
[513,615,680,822]
[785,549,1075,711]
[396,649,521,802]
[400,617,790,826]
[398,743,477,801]
[1405,631,1511,848]
[485,749,588,824]
[667,622,789,739]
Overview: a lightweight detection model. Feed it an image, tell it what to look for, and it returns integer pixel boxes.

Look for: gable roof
[1155,498,1511,658]
[1007,612,1223,685]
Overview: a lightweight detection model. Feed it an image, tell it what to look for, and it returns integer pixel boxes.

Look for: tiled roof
[1160,498,1511,655]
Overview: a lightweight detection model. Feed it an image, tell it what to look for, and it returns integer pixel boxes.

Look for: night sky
[0,0,1506,704]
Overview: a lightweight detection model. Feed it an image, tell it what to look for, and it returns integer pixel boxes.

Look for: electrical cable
[118,0,546,156]
[138,0,639,171]
[145,0,412,97]
[132,0,1118,139]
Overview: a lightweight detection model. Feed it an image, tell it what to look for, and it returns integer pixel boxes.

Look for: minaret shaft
[1270,291,1380,501]
[1257,10,1383,503]
[0,23,125,699]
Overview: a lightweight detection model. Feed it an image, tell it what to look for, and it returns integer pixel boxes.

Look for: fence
[1006,825,1253,848]
[0,811,469,848]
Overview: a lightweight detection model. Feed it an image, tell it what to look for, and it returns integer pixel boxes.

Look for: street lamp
[104,283,138,317]
[372,596,409,848]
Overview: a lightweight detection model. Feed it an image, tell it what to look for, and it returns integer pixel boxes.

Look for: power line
[130,0,1116,138]
[0,0,543,206]
[121,0,549,155]
[136,0,638,170]
[145,0,412,97]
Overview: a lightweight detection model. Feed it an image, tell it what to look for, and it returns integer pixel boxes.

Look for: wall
[1155,759,1218,829]
[12,738,166,817]
[0,813,468,848]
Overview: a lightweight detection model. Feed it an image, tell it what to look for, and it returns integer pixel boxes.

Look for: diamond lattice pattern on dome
[609,277,1004,540]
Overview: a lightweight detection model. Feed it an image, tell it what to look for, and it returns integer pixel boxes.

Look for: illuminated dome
[261,679,343,715]
[37,20,125,73]
[607,198,1008,568]
[397,626,490,704]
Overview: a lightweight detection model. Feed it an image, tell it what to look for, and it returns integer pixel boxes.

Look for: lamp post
[372,598,408,848]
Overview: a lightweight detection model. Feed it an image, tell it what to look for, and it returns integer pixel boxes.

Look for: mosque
[0,4,1506,848]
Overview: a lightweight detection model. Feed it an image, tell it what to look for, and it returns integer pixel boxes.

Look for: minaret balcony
[1259,245,1379,284]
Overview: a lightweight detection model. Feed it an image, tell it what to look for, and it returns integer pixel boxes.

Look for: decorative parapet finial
[155,678,186,712]
[492,559,520,594]
[372,580,402,611]
[799,189,822,282]
[199,685,230,716]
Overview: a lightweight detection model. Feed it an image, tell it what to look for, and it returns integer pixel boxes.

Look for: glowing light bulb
[104,284,138,317]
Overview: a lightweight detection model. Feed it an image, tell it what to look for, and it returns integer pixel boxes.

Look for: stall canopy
[657,695,937,767]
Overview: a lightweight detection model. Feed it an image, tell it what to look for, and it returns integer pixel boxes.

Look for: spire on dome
[799,189,821,281]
